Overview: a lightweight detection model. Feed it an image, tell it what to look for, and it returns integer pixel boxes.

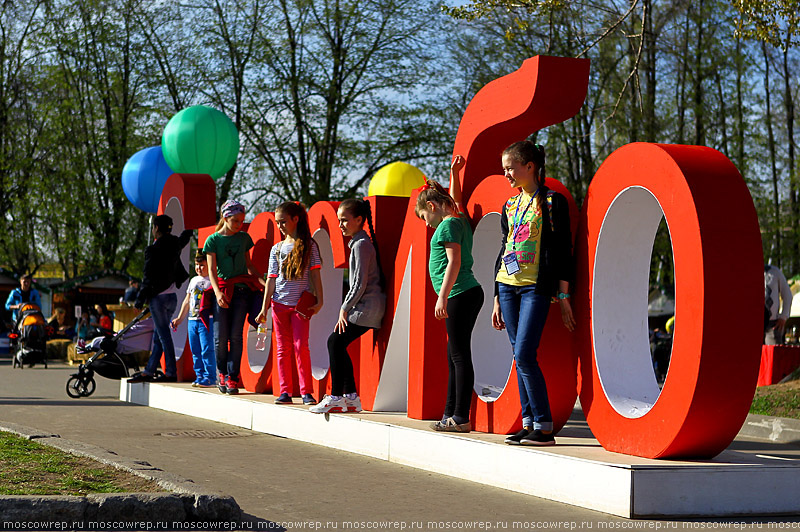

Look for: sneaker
[198,379,216,388]
[218,374,228,394]
[191,381,200,388]
[309,395,347,414]
[504,428,532,445]
[344,395,362,413]
[520,429,556,446]
[153,374,177,383]
[430,417,471,433]
[302,394,317,405]
[274,393,292,404]
[226,377,239,395]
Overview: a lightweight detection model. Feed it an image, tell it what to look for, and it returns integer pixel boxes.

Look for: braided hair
[276,201,313,280]
[414,179,457,216]
[340,198,386,290]
[502,140,546,214]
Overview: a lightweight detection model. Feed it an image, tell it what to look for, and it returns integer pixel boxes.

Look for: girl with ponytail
[310,198,386,414]
[415,155,484,433]
[257,201,324,405]
[493,140,575,447]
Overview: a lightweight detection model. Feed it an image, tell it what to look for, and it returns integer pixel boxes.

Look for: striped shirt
[268,239,321,306]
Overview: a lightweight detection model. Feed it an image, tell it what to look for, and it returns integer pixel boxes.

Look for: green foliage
[442,0,567,23]
[732,0,800,48]
[1,0,456,281]
[0,0,151,279]
[1,0,799,286]
[444,0,800,278]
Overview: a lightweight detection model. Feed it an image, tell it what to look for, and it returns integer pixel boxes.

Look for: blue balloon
[121,146,175,213]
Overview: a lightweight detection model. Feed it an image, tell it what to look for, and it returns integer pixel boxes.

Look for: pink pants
[271,300,313,395]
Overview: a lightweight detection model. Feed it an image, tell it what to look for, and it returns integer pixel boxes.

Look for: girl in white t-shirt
[257,201,324,405]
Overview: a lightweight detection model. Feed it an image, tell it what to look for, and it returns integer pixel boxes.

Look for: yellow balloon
[367,162,427,197]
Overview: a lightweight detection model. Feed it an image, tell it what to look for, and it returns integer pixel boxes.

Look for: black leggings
[327,322,371,396]
[444,285,484,420]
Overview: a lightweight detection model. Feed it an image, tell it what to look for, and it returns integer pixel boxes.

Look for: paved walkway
[2,357,799,529]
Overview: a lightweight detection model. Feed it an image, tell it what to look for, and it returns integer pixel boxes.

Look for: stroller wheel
[81,377,96,396]
[66,376,82,398]
[66,376,96,398]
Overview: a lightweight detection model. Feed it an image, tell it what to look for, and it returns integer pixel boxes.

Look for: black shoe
[275,393,292,404]
[153,374,177,383]
[302,394,317,405]
[504,428,532,445]
[520,429,556,446]
[127,373,153,384]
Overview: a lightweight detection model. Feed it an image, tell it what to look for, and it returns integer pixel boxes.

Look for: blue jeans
[497,283,553,431]
[189,318,215,384]
[214,287,251,379]
[145,293,178,377]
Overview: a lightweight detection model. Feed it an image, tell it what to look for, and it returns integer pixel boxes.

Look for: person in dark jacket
[129,214,192,383]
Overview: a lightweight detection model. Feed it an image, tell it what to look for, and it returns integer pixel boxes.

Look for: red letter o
[575,143,763,459]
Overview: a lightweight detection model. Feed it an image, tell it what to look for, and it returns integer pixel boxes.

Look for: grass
[750,379,800,421]
[0,431,162,496]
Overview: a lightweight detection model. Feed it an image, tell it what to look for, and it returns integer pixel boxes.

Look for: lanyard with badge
[502,190,538,275]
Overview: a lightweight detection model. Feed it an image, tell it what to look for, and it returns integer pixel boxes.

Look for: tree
[36,0,154,274]
[0,1,48,276]
[733,0,800,270]
[443,0,797,287]
[234,0,453,207]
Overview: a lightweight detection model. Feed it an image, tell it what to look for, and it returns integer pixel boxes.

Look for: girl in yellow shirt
[491,141,575,446]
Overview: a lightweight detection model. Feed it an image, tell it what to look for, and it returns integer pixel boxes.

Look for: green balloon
[162,106,240,181]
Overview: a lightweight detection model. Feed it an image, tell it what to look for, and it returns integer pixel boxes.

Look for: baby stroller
[10,303,48,369]
[66,308,155,398]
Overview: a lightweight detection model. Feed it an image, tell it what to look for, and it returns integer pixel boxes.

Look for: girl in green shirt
[415,155,484,432]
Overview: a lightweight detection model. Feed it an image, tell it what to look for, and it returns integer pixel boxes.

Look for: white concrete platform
[120,381,800,518]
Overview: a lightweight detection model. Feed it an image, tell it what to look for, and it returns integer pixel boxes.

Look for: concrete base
[121,381,800,518]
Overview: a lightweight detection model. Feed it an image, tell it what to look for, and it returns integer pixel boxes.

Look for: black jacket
[494,186,574,297]
[136,229,193,306]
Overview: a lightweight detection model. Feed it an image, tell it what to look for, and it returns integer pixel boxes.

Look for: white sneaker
[309,395,347,414]
[345,395,362,413]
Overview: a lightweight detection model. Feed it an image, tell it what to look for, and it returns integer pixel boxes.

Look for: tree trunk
[676,8,690,144]
[642,0,657,142]
[715,71,729,157]
[693,0,706,146]
[764,42,781,266]
[735,39,746,172]
[783,42,798,274]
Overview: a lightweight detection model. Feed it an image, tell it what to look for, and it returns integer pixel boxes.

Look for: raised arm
[449,155,466,211]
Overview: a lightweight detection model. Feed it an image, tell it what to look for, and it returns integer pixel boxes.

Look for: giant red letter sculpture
[573,143,763,458]
[454,55,589,434]
[167,56,765,460]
